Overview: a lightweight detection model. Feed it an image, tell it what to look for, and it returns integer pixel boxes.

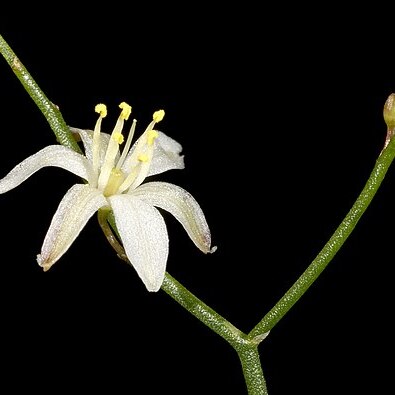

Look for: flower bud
[383,93,395,129]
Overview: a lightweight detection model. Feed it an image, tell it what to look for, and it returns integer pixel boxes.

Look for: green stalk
[4,32,395,394]
[0,34,81,153]
[102,209,269,394]
[238,346,268,395]
[162,273,268,395]
[161,272,247,345]
[248,131,395,340]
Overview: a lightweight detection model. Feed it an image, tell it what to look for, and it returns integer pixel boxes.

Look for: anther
[147,130,159,146]
[153,109,165,123]
[112,132,124,144]
[119,102,132,120]
[138,154,149,163]
[95,103,107,117]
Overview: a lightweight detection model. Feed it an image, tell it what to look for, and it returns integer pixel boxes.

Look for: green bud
[383,93,395,129]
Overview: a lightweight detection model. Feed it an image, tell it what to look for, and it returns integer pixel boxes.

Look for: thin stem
[162,274,268,394]
[101,210,268,394]
[237,346,268,395]
[102,209,247,346]
[97,209,128,261]
[249,135,395,339]
[161,272,247,347]
[0,34,81,153]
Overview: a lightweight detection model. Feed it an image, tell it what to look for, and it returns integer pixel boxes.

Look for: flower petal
[0,145,94,194]
[69,127,116,166]
[132,182,215,254]
[108,194,169,292]
[37,184,108,271]
[148,132,185,176]
[121,131,184,176]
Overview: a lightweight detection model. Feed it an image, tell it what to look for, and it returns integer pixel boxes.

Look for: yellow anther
[112,132,124,144]
[138,154,149,163]
[153,109,165,122]
[95,103,107,117]
[147,130,159,146]
[119,102,132,120]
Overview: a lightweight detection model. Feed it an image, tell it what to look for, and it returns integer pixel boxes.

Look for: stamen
[147,130,159,146]
[119,102,132,120]
[92,103,108,186]
[112,132,124,144]
[138,153,149,163]
[118,145,155,194]
[117,165,140,193]
[138,109,165,139]
[103,168,125,197]
[95,103,107,118]
[153,109,165,122]
[98,103,131,191]
[114,109,163,194]
[116,119,137,169]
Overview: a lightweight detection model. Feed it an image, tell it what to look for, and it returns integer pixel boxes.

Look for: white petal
[108,194,169,292]
[121,131,184,176]
[37,184,108,271]
[0,145,94,194]
[132,182,215,254]
[148,132,185,176]
[69,127,116,166]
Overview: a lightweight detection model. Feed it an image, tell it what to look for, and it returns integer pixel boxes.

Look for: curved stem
[101,209,247,346]
[97,209,128,261]
[1,27,269,385]
[161,272,247,346]
[10,32,391,394]
[163,273,268,394]
[0,34,81,153]
[100,209,268,394]
[249,136,395,339]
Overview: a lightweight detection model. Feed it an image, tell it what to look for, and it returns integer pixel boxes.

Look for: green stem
[97,209,128,261]
[249,136,395,339]
[104,209,249,346]
[0,34,81,153]
[237,346,268,395]
[161,272,247,346]
[102,209,268,394]
[161,274,269,394]
[8,32,391,394]
[1,32,267,393]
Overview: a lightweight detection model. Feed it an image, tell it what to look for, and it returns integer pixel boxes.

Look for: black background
[1,16,394,395]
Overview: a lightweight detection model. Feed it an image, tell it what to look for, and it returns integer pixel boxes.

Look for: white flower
[0,103,216,291]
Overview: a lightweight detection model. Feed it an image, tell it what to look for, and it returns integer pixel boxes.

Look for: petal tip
[209,245,217,254]
[36,254,52,272]
[179,155,185,168]
[202,245,217,254]
[143,279,162,292]
[147,285,161,292]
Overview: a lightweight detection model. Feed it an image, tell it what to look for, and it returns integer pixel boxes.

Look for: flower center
[91,103,163,196]
[103,168,125,197]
